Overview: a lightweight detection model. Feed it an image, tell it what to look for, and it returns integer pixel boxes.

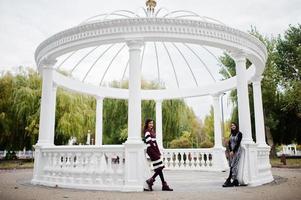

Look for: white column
[32,59,57,184]
[233,52,254,144]
[126,40,144,144]
[155,99,163,149]
[252,76,268,147]
[37,59,57,146]
[123,40,145,192]
[212,94,223,148]
[95,97,104,146]
[212,93,229,171]
[233,52,258,186]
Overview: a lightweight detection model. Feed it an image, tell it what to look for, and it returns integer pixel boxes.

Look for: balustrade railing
[162,148,215,170]
[37,145,125,190]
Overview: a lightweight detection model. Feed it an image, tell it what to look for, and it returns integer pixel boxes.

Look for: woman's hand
[229,151,234,158]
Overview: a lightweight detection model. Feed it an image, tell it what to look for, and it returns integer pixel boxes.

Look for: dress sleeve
[233,132,242,153]
[145,131,155,148]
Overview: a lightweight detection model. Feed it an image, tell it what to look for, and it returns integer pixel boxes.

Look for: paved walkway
[0,168,300,200]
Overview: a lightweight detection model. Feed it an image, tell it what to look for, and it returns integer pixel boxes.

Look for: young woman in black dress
[144,119,173,191]
[223,122,242,187]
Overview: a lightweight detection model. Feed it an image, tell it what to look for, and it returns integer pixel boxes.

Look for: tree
[274,24,301,144]
[55,89,96,145]
[170,131,194,148]
[219,25,301,152]
[0,68,204,149]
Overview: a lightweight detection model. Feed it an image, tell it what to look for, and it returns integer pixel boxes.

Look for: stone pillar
[155,99,163,149]
[32,59,57,185]
[123,40,145,192]
[212,94,222,148]
[95,97,104,146]
[212,93,229,171]
[233,52,254,144]
[252,76,268,147]
[126,40,143,144]
[232,52,258,185]
[37,59,57,146]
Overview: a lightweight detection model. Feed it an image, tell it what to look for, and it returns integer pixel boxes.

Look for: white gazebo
[32,0,273,191]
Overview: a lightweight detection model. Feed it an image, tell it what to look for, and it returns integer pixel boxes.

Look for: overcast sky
[0,0,300,120]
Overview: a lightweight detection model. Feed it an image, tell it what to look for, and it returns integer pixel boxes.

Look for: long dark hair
[143,118,154,133]
[231,122,239,134]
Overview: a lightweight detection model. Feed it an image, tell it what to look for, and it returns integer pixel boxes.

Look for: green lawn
[0,160,34,169]
[270,158,301,168]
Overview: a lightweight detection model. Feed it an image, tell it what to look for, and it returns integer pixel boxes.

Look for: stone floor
[0,168,301,200]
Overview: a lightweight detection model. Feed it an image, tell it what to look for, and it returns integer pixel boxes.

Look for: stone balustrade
[162,148,217,171]
[32,145,125,191]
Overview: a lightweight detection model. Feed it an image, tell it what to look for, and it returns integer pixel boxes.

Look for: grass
[270,158,301,168]
[0,160,34,169]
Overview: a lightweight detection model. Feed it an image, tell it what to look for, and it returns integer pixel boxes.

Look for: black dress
[228,131,242,179]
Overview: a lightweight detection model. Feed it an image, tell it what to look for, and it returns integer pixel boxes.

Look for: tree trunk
[265,125,276,158]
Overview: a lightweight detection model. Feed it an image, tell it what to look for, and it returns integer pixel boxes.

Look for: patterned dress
[145,129,165,170]
[228,131,242,179]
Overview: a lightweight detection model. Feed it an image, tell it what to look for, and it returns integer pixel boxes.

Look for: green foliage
[162,99,202,147]
[201,106,214,143]
[169,131,194,148]
[275,24,301,83]
[0,68,41,150]
[103,98,127,144]
[55,89,96,145]
[169,137,191,148]
[0,69,204,149]
[219,25,301,145]
[273,24,301,144]
[119,127,128,143]
[200,140,213,148]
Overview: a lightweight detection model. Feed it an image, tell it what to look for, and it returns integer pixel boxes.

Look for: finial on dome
[146,0,157,15]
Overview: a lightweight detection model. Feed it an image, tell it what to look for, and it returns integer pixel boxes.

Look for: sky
[0,0,300,120]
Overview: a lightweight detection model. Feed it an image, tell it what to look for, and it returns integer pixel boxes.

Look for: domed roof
[54,41,230,89]
[36,0,266,96]
[51,7,231,89]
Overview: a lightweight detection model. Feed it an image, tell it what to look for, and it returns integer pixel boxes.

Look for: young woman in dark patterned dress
[144,119,173,191]
[223,122,242,187]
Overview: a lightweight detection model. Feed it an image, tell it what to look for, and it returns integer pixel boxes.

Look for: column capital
[40,58,57,68]
[126,39,144,50]
[95,95,104,100]
[210,92,224,98]
[52,83,58,90]
[251,75,264,83]
[230,50,246,62]
[155,99,163,104]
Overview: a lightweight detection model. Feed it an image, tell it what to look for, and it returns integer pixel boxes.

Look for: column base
[35,141,54,147]
[255,145,274,186]
[212,147,229,171]
[238,143,258,185]
[257,143,269,148]
[124,142,146,191]
[124,138,144,145]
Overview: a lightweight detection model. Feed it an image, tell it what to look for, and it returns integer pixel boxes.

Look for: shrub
[200,140,213,148]
[169,138,191,148]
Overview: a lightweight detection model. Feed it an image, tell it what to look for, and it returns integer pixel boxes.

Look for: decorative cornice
[35,18,267,67]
